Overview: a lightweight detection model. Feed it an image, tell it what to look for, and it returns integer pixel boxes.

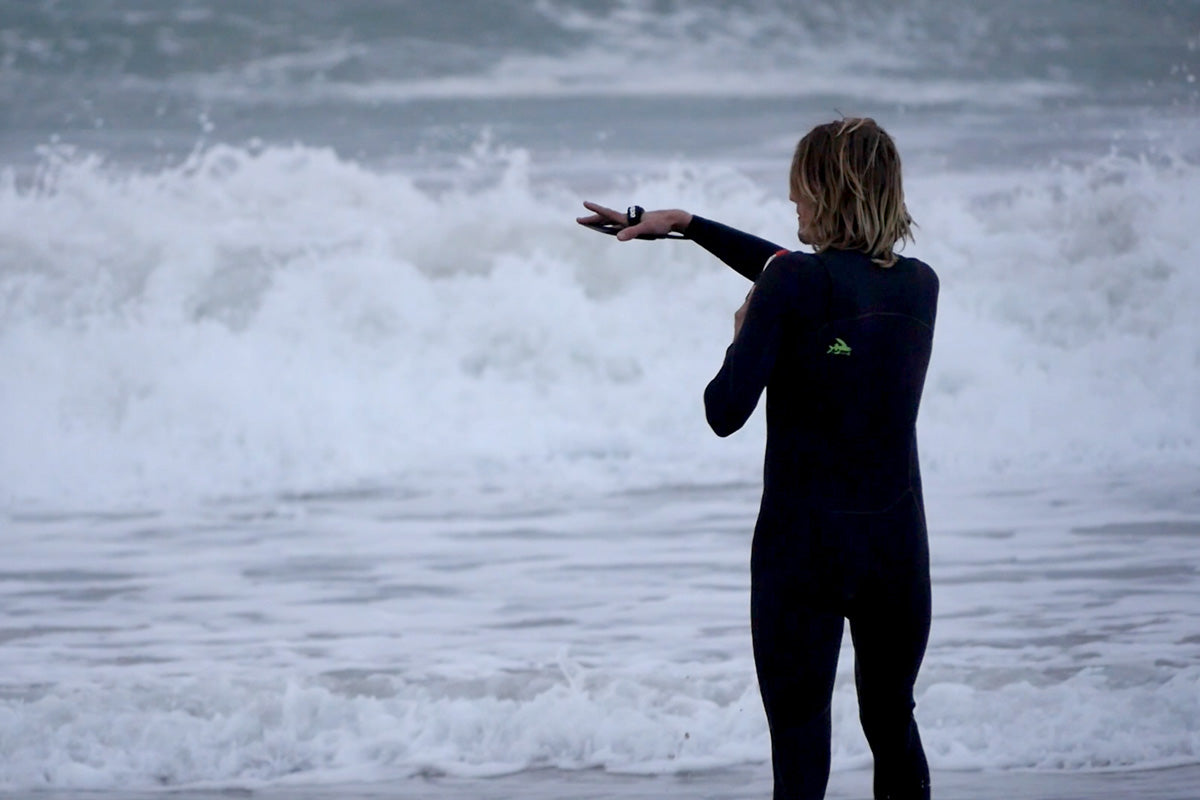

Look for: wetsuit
[688,216,938,800]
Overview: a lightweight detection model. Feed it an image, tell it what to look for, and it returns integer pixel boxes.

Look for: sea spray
[2,146,1198,507]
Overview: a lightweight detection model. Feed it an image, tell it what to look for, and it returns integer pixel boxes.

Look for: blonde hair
[790,117,914,268]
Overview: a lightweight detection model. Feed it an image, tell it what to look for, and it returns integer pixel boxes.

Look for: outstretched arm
[576,202,785,281]
[685,216,785,282]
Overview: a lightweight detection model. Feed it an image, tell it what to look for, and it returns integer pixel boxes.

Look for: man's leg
[752,566,846,800]
[848,554,931,800]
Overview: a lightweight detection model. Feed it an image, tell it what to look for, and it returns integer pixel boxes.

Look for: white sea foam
[2,658,1197,788]
[1,144,1198,508]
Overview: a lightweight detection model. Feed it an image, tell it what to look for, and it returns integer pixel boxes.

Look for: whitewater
[3,144,1197,507]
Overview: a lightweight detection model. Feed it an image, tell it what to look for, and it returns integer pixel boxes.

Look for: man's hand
[576,201,692,241]
[733,286,755,339]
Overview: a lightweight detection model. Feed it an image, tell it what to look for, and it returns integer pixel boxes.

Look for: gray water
[2,0,1197,171]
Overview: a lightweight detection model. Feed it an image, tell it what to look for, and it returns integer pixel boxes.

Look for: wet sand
[12,765,1200,800]
[369,766,1200,799]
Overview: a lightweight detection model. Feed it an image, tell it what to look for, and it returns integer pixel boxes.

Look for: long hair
[790,118,914,268]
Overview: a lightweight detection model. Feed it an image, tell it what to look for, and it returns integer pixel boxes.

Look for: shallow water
[2,471,1198,789]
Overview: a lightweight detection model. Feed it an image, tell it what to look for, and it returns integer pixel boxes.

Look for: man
[578,118,938,800]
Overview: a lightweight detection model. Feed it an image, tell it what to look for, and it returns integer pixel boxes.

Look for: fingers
[577,202,675,241]
[578,201,624,224]
[615,223,647,241]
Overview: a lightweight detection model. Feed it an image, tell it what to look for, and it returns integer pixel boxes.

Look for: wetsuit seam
[814,311,934,335]
[814,252,836,320]
[809,486,915,517]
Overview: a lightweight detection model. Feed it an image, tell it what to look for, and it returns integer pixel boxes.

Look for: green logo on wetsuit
[826,338,852,356]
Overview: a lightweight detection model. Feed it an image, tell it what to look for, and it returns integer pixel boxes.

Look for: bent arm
[704,262,792,436]
[685,216,786,282]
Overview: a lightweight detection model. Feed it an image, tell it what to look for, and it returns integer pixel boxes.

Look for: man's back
[764,250,939,512]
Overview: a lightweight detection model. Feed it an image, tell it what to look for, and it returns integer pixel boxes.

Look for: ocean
[1,0,1199,796]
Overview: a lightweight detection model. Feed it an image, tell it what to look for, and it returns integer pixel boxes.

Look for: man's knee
[857,693,917,737]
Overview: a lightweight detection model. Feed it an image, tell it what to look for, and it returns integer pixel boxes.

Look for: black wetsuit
[689,216,938,800]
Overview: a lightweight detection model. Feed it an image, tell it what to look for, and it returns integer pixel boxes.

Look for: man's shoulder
[895,254,939,289]
[765,249,827,281]
[757,251,830,318]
